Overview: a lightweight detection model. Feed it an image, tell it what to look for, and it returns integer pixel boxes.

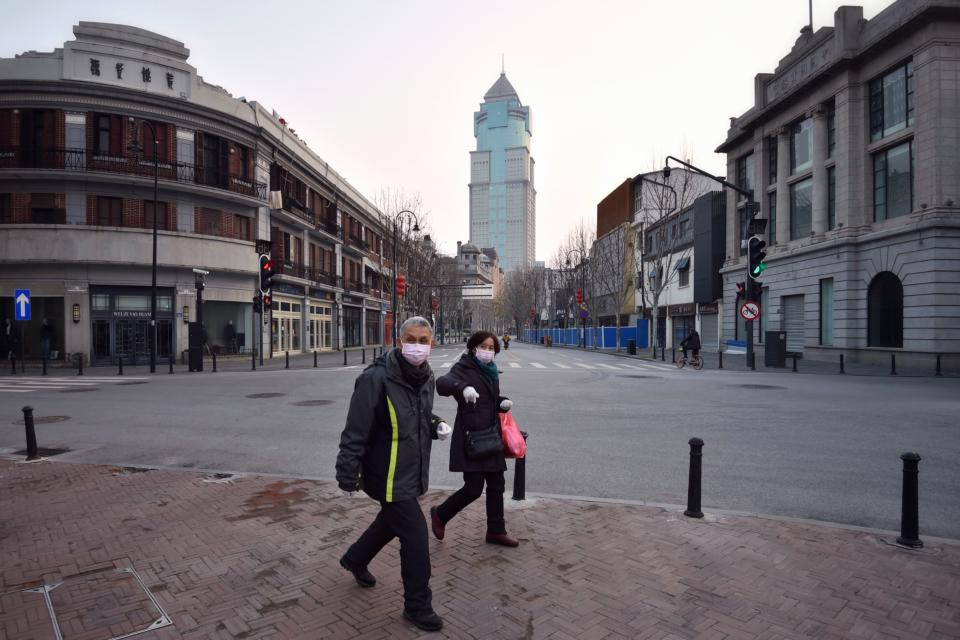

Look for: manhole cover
[118,381,149,385]
[246,392,286,398]
[60,387,99,393]
[731,384,786,390]
[13,446,70,457]
[12,415,70,425]
[203,472,240,483]
[618,375,662,380]
[292,399,333,406]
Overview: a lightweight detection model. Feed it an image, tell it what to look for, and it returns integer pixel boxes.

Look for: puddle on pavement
[246,392,286,398]
[291,399,333,406]
[227,480,312,523]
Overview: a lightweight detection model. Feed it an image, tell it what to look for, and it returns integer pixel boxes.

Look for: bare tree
[590,222,635,350]
[633,166,715,355]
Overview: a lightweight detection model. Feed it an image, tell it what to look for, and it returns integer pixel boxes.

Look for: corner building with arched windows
[717,1,960,370]
[0,23,392,364]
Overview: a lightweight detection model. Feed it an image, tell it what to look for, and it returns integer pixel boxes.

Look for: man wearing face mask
[335,316,452,632]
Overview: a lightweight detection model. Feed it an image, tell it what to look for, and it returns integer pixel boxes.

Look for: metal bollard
[362,348,366,364]
[169,353,174,374]
[684,438,704,518]
[891,353,897,376]
[285,351,289,369]
[118,356,124,376]
[935,354,942,377]
[672,345,676,363]
[750,352,756,371]
[212,352,217,373]
[77,354,83,376]
[313,351,318,368]
[9,355,15,375]
[511,432,529,501]
[792,354,798,373]
[22,406,39,461]
[718,350,723,369]
[661,345,665,362]
[896,452,923,548]
[839,353,845,374]
[343,349,348,366]
[252,346,256,371]
[42,356,47,376]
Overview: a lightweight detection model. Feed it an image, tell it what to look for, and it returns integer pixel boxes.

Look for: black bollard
[750,352,756,371]
[77,353,83,376]
[792,354,798,373]
[212,352,217,373]
[684,438,704,518]
[314,351,318,368]
[672,345,676,363]
[511,432,529,501]
[718,350,723,369]
[362,348,366,364]
[839,353,845,374]
[661,345,665,362]
[936,354,942,377]
[118,356,124,376]
[10,355,15,375]
[343,349,347,366]
[285,351,290,369]
[42,356,47,376]
[252,346,256,371]
[891,353,897,376]
[169,353,174,374]
[896,452,923,548]
[22,406,39,461]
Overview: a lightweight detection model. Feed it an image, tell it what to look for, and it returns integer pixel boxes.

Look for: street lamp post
[128,118,160,373]
[391,209,420,347]
[565,248,587,349]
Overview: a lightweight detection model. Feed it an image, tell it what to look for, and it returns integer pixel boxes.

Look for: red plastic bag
[499,411,526,459]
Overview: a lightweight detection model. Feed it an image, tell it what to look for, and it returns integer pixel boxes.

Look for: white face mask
[475,349,495,364]
[401,343,431,366]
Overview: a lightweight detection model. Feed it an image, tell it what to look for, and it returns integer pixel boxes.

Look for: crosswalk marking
[530,363,546,369]
[596,363,620,370]
[573,363,596,369]
[508,362,520,368]
[552,362,571,369]
[440,361,454,368]
[0,376,148,394]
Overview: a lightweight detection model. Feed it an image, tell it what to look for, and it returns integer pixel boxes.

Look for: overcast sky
[2,0,892,261]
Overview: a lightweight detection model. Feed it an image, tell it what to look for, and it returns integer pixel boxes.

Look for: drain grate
[731,384,786,390]
[292,399,333,406]
[13,446,70,457]
[61,387,99,393]
[618,375,662,380]
[118,381,149,386]
[246,392,286,398]
[13,415,70,425]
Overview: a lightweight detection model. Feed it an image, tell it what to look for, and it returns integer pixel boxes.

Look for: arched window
[868,271,903,348]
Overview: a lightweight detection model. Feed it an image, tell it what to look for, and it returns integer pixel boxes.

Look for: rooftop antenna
[501,53,505,75]
[809,0,813,32]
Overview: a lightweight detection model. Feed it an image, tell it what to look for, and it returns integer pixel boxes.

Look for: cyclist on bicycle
[679,328,701,361]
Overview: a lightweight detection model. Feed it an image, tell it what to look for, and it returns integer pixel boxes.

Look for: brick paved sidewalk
[1,459,958,639]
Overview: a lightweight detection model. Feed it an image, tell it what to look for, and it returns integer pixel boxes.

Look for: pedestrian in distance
[430,330,519,547]
[40,318,54,360]
[335,316,453,632]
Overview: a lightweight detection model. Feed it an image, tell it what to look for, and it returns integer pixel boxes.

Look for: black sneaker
[403,608,444,632]
[339,555,376,588]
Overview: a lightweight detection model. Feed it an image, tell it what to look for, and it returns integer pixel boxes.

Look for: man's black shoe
[403,608,444,632]
[339,555,376,588]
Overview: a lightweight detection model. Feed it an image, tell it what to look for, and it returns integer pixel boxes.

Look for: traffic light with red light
[575,289,583,305]
[259,254,275,296]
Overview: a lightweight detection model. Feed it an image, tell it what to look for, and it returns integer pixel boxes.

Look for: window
[868,271,903,348]
[767,192,777,246]
[736,152,755,199]
[766,136,778,185]
[826,99,836,158]
[95,115,112,155]
[140,121,168,162]
[790,178,813,240]
[144,201,169,231]
[828,167,836,230]
[30,193,64,224]
[678,264,689,287]
[820,278,834,345]
[283,232,292,263]
[199,209,222,236]
[92,294,110,311]
[239,146,250,181]
[870,61,914,142]
[791,118,812,173]
[236,215,252,241]
[873,141,913,221]
[96,196,122,226]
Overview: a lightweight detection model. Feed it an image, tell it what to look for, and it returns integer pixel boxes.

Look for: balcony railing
[0,148,267,200]
[318,217,342,238]
[276,262,342,289]
[278,262,308,279]
[347,281,369,294]
[347,235,369,251]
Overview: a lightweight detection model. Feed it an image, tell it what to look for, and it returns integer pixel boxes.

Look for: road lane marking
[440,362,454,368]
[552,362,571,369]
[508,362,521,368]
[595,364,620,370]
[530,363,546,368]
[573,363,596,369]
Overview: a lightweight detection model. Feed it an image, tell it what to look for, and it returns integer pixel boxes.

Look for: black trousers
[344,498,432,613]
[436,471,506,534]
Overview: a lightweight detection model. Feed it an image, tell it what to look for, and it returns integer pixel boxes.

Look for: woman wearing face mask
[430,330,518,547]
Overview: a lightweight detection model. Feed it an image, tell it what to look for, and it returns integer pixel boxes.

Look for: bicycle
[676,350,703,370]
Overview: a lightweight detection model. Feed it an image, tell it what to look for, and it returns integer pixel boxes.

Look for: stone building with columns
[716,0,960,369]
[0,22,392,365]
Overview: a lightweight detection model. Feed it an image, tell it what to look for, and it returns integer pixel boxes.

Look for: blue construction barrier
[525,319,649,350]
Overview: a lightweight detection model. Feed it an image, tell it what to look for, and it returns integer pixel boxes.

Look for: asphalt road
[1,342,958,538]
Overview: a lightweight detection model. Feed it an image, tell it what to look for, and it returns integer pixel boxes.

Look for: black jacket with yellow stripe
[335,349,443,502]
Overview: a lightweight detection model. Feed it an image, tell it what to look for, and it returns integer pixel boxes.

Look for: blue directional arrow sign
[14,289,30,321]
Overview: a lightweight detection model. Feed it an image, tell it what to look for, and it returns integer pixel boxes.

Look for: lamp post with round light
[391,209,420,347]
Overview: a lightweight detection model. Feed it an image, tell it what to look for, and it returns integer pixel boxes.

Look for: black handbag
[465,424,503,460]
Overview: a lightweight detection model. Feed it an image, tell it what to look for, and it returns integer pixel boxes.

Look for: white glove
[463,386,479,404]
[436,421,452,440]
[499,399,513,411]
